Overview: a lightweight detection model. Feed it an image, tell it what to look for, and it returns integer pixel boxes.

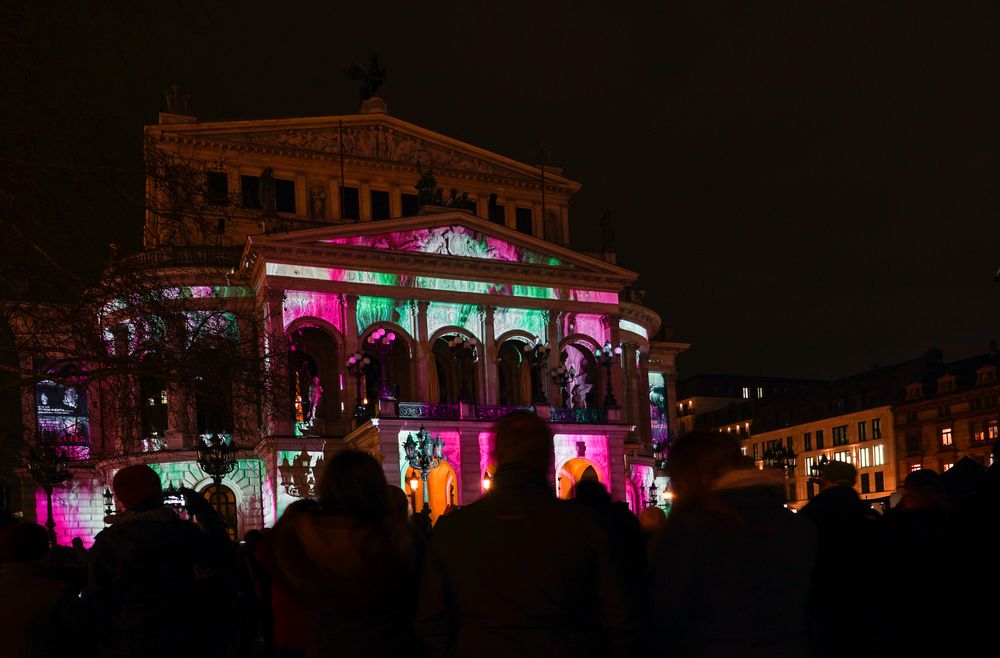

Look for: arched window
[202,484,237,541]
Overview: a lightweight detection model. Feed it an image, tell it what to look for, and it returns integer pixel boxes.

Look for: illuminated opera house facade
[20,98,687,543]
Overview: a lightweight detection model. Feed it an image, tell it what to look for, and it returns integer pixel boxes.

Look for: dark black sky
[3,1,998,380]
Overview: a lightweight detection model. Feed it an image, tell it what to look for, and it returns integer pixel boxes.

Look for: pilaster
[482,305,497,405]
[265,289,292,436]
[459,429,483,505]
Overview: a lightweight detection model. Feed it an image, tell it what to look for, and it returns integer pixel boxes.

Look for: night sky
[3,1,997,380]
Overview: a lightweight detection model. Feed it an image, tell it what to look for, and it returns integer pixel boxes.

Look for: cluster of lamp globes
[367,327,396,345]
[346,351,371,371]
[522,340,551,355]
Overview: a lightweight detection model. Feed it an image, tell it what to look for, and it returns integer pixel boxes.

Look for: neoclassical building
[18,97,686,543]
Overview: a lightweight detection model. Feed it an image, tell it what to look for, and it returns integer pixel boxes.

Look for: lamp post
[102,487,115,518]
[26,443,71,544]
[403,426,444,516]
[646,480,659,508]
[482,470,493,494]
[408,471,420,515]
[522,340,551,405]
[346,351,371,421]
[595,342,622,408]
[446,335,478,402]
[550,363,574,408]
[367,327,397,400]
[196,433,238,485]
[764,444,798,503]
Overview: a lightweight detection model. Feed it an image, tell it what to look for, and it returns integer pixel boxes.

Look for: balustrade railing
[550,407,608,424]
[395,402,608,424]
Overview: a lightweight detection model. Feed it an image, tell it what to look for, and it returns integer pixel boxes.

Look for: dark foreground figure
[416,412,637,657]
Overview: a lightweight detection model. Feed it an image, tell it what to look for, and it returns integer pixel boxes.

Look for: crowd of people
[1,412,997,657]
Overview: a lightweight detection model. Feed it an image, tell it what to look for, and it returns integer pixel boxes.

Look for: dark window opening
[874,471,885,492]
[804,432,812,451]
[371,190,391,220]
[275,179,296,213]
[489,202,505,225]
[815,430,825,450]
[241,175,260,208]
[515,207,533,234]
[401,193,420,217]
[202,484,237,542]
[341,186,360,220]
[860,473,871,494]
[905,435,920,453]
[206,172,228,205]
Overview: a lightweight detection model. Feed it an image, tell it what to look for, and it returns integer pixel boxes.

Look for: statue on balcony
[307,376,323,426]
[572,383,592,409]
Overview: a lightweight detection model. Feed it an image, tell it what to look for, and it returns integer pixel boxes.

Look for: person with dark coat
[0,523,89,658]
[800,460,881,656]
[271,450,422,658]
[648,431,817,657]
[416,412,637,658]
[87,464,231,658]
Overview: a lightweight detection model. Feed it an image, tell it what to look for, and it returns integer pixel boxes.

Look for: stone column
[343,294,359,356]
[481,305,497,405]
[389,183,402,218]
[415,301,431,401]
[608,431,627,502]
[545,310,561,405]
[608,316,624,410]
[329,180,342,221]
[359,181,371,221]
[636,348,653,444]
[265,289,293,436]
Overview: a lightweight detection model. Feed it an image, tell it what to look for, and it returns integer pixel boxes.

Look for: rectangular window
[742,387,749,399]
[910,463,922,472]
[757,386,764,399]
[860,473,871,494]
[974,428,987,443]
[488,202,505,225]
[805,456,815,474]
[942,462,954,472]
[206,172,228,205]
[940,427,953,447]
[939,404,951,417]
[275,179,296,213]
[816,430,825,449]
[370,190,390,220]
[753,443,760,460]
[875,471,885,491]
[833,425,849,446]
[401,193,420,217]
[741,446,748,456]
[241,175,260,208]
[872,418,882,439]
[857,421,867,442]
[906,435,920,453]
[874,444,885,466]
[515,207,533,234]
[989,420,999,440]
[804,432,812,451]
[786,436,793,451]
[834,450,851,463]
[906,411,918,423]
[340,186,360,220]
[859,447,871,468]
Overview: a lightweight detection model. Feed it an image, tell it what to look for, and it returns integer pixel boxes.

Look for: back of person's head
[638,506,667,534]
[821,460,857,488]
[666,431,741,500]
[386,485,410,521]
[319,450,389,519]
[902,468,946,509]
[71,537,84,549]
[493,411,553,477]
[574,479,611,506]
[0,523,50,562]
[242,529,263,549]
[112,464,163,511]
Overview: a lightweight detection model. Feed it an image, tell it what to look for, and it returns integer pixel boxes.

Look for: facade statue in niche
[342,53,386,101]
[599,209,615,252]
[415,164,441,207]
[308,185,327,220]
[572,383,591,409]
[543,210,561,243]
[259,167,277,214]
[307,376,323,425]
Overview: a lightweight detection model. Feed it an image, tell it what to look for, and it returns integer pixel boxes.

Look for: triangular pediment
[249,211,636,282]
[152,114,580,191]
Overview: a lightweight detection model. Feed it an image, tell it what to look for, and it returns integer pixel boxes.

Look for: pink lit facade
[15,102,687,543]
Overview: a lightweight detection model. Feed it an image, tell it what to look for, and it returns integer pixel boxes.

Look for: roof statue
[598,209,615,252]
[415,164,442,207]
[163,83,190,114]
[342,54,386,101]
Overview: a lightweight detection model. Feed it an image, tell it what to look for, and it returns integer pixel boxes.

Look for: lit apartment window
[940,427,953,447]
[942,462,954,472]
[834,450,851,463]
[974,428,987,443]
[873,444,885,466]
[803,432,812,451]
[872,418,882,439]
[859,448,871,468]
[910,463,922,472]
[832,425,849,446]
[805,456,815,474]
[741,446,748,456]
[742,387,749,399]
[757,386,764,399]
[990,420,999,440]
[857,421,867,442]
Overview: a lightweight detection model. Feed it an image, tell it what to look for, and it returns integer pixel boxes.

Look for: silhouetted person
[573,480,645,595]
[800,460,880,656]
[256,502,315,658]
[88,464,230,657]
[235,529,267,655]
[649,431,817,657]
[881,469,951,656]
[0,523,88,657]
[271,451,421,658]
[416,412,637,657]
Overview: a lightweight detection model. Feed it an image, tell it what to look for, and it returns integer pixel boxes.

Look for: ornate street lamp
[196,434,238,485]
[403,426,444,516]
[646,479,659,508]
[595,342,623,408]
[408,471,420,515]
[550,363,575,408]
[763,445,798,475]
[482,470,493,493]
[26,443,71,544]
[447,335,478,402]
[367,327,397,400]
[522,340,551,405]
[809,454,829,484]
[102,487,115,517]
[346,351,371,421]
[279,451,324,498]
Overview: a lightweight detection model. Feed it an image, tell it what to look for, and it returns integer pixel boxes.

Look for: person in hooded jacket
[271,450,422,658]
[649,432,817,657]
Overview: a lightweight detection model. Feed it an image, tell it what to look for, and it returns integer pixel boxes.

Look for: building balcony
[394,401,612,424]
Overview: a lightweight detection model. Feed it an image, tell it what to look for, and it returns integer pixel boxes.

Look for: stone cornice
[620,301,663,338]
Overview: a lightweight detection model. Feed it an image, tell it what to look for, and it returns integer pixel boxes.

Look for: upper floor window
[906,383,924,400]
[858,447,871,468]
[938,404,951,417]
[872,417,882,439]
[488,200,505,225]
[371,190,391,220]
[815,429,825,449]
[937,375,956,393]
[857,421,867,442]
[757,387,764,399]
[241,175,261,208]
[833,450,851,463]
[875,471,885,491]
[515,207,533,234]
[905,434,921,453]
[803,432,812,451]
[206,172,228,205]
[340,186,360,220]
[940,427,953,447]
[990,420,1000,440]
[401,193,420,217]
[742,387,749,399]
[873,443,886,466]
[906,410,918,423]
[977,365,997,384]
[832,425,849,446]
